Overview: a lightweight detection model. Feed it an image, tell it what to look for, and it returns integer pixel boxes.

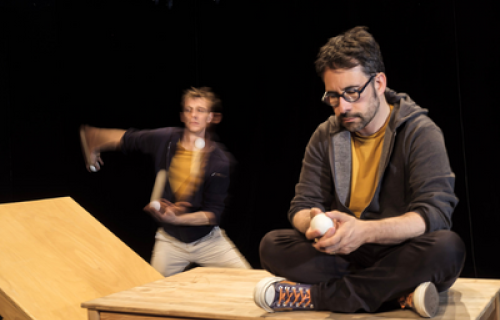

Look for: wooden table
[82,267,500,320]
[0,197,163,320]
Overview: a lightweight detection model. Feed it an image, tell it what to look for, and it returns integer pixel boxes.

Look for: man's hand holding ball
[305,208,336,241]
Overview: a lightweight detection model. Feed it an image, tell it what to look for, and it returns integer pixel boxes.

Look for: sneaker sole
[254,277,285,313]
[414,282,439,318]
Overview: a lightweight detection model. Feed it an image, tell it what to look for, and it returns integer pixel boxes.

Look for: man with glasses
[254,27,465,318]
[80,87,250,277]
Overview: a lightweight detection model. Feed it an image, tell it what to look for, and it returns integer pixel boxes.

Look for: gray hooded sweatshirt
[289,88,457,233]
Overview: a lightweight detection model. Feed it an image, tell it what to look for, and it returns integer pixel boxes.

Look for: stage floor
[82,267,500,320]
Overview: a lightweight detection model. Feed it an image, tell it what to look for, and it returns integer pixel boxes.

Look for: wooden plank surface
[99,313,202,320]
[0,197,163,320]
[82,267,500,320]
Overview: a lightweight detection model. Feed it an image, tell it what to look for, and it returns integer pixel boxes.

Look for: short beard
[340,88,380,134]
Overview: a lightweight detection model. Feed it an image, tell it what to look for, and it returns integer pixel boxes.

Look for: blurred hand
[143,199,192,224]
[80,125,104,172]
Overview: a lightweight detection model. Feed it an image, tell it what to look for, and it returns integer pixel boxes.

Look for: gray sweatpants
[151,227,251,277]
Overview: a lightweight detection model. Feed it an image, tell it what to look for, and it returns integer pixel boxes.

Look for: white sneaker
[399,282,439,318]
[254,277,314,312]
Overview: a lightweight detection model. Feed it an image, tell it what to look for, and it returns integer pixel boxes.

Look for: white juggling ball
[310,213,334,236]
[150,200,161,211]
[194,137,205,150]
[89,165,97,172]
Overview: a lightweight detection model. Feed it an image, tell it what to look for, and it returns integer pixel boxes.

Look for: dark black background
[1,0,499,279]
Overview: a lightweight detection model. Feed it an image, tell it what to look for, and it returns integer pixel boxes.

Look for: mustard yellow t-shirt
[348,105,393,218]
[168,142,204,202]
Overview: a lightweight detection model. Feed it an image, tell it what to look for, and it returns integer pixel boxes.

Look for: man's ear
[374,72,387,96]
[211,112,222,125]
[207,112,214,123]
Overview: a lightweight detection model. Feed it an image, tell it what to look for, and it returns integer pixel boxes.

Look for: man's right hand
[80,125,102,172]
[79,125,125,172]
[304,208,336,240]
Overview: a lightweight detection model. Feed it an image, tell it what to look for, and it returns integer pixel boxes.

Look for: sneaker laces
[398,292,414,309]
[278,284,312,308]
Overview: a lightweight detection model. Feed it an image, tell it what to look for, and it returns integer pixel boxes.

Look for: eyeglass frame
[321,74,376,107]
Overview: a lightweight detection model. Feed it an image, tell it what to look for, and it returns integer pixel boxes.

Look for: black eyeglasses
[321,75,375,107]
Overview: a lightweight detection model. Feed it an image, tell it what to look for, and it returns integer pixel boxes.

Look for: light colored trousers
[151,226,251,277]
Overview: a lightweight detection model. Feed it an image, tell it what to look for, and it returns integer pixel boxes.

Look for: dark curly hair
[315,26,385,78]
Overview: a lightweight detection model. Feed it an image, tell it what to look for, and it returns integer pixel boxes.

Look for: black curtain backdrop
[1,0,498,279]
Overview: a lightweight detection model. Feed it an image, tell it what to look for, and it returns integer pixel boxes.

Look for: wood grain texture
[87,309,101,320]
[0,197,163,320]
[100,312,201,320]
[83,267,500,320]
[0,287,32,320]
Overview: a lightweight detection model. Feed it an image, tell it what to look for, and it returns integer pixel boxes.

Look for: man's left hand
[313,210,368,255]
[143,199,192,224]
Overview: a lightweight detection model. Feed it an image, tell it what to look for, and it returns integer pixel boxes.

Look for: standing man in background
[80,87,250,277]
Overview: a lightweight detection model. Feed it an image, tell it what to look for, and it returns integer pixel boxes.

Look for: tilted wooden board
[0,197,163,320]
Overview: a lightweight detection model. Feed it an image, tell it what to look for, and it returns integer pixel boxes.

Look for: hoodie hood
[385,88,428,131]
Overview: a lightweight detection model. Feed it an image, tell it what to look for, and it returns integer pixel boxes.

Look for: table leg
[88,309,100,320]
